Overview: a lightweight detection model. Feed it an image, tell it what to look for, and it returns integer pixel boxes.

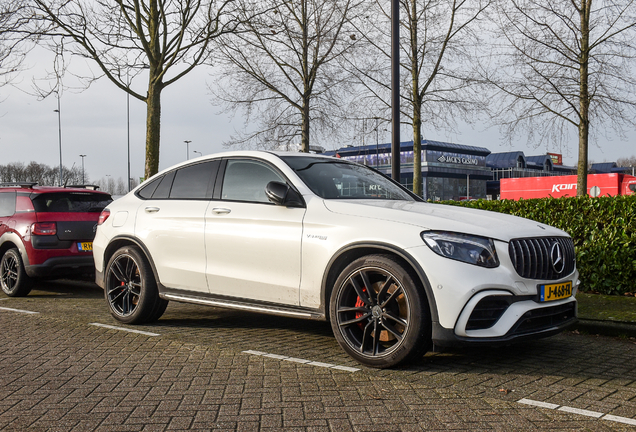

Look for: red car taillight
[32,222,57,235]
[97,209,111,225]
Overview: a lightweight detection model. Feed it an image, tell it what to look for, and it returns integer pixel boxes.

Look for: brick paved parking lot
[0,280,635,431]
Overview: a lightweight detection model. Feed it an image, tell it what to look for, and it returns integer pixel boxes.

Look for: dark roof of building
[590,162,629,174]
[591,162,617,172]
[327,140,490,157]
[525,155,554,170]
[486,151,526,168]
[421,140,490,156]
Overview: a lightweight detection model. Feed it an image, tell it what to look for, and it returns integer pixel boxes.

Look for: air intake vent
[509,237,575,280]
[466,296,512,330]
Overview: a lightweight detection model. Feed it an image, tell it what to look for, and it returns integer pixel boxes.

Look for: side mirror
[265,181,305,207]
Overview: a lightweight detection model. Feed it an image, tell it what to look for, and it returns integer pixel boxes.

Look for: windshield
[281,156,416,201]
[32,192,113,213]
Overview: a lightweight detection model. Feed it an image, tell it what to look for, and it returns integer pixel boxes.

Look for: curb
[573,319,636,338]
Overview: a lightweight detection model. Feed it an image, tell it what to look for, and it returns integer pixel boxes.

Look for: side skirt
[158,287,326,321]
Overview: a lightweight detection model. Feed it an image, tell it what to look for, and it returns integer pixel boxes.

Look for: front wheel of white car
[105,246,168,324]
[330,255,431,368]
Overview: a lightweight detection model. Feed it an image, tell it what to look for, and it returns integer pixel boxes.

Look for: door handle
[145,207,160,213]
[212,207,231,215]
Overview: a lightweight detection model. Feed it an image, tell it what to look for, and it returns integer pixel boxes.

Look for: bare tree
[29,0,241,179]
[345,0,490,196]
[211,0,361,152]
[483,0,636,196]
[115,177,127,195]
[0,161,82,185]
[617,155,636,168]
[0,0,29,88]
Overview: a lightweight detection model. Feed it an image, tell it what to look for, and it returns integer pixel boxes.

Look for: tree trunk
[145,79,163,179]
[412,102,422,197]
[145,0,162,179]
[301,98,310,153]
[300,0,310,153]
[577,0,591,197]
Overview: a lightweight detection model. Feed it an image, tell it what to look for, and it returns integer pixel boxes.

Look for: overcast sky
[1,50,634,184]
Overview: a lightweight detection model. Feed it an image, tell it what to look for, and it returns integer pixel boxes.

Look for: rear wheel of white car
[105,246,167,324]
[0,248,32,297]
[330,255,431,368]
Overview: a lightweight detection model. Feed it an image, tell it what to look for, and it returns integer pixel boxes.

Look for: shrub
[435,195,636,295]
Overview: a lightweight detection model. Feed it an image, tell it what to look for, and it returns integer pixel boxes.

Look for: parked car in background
[0,183,112,297]
[94,151,579,368]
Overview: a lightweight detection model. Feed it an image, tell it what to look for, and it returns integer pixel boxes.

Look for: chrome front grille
[508,237,576,280]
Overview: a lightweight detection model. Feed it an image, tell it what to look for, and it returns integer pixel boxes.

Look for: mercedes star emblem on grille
[550,242,565,274]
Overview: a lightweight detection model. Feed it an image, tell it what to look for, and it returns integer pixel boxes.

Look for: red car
[0,182,112,296]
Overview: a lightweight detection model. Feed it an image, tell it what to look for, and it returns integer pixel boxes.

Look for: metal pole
[466,174,470,199]
[391,0,400,182]
[184,140,191,160]
[54,96,63,186]
[375,118,379,168]
[80,154,86,184]
[127,72,131,191]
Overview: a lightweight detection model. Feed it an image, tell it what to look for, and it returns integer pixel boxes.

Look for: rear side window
[0,192,16,217]
[31,192,112,213]
[137,176,162,199]
[170,160,220,199]
[151,171,176,199]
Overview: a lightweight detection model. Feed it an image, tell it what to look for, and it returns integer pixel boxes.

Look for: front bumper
[431,296,577,347]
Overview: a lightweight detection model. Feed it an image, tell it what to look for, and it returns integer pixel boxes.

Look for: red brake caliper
[355,288,366,328]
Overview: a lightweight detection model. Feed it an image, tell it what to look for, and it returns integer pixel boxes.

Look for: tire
[329,254,431,368]
[104,246,167,324]
[1,248,33,297]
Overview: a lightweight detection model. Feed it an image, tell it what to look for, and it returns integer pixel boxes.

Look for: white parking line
[604,415,636,426]
[243,350,360,372]
[90,323,160,337]
[518,398,636,426]
[518,398,559,410]
[0,306,39,314]
[558,406,604,418]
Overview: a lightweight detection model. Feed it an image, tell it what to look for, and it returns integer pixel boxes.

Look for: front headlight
[421,231,499,268]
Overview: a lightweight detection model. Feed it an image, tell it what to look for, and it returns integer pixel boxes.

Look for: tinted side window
[137,176,162,199]
[170,160,219,199]
[0,192,16,217]
[152,171,176,199]
[221,159,285,203]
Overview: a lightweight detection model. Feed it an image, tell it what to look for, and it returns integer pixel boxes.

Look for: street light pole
[193,150,202,157]
[184,140,192,160]
[391,0,400,182]
[54,96,63,186]
[127,71,131,191]
[79,154,86,184]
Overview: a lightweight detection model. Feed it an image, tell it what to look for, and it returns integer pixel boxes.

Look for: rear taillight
[97,209,110,225]
[32,222,57,235]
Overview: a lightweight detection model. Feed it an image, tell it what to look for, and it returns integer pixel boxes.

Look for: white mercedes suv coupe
[94,151,578,368]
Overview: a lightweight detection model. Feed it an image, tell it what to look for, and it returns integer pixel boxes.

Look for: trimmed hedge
[435,195,636,295]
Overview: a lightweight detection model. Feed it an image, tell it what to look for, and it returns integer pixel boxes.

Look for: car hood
[322,199,568,241]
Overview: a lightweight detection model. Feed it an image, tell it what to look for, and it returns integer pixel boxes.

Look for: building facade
[327,140,492,201]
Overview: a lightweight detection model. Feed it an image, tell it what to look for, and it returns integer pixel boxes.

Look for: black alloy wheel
[0,248,32,297]
[330,255,431,368]
[105,246,167,324]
